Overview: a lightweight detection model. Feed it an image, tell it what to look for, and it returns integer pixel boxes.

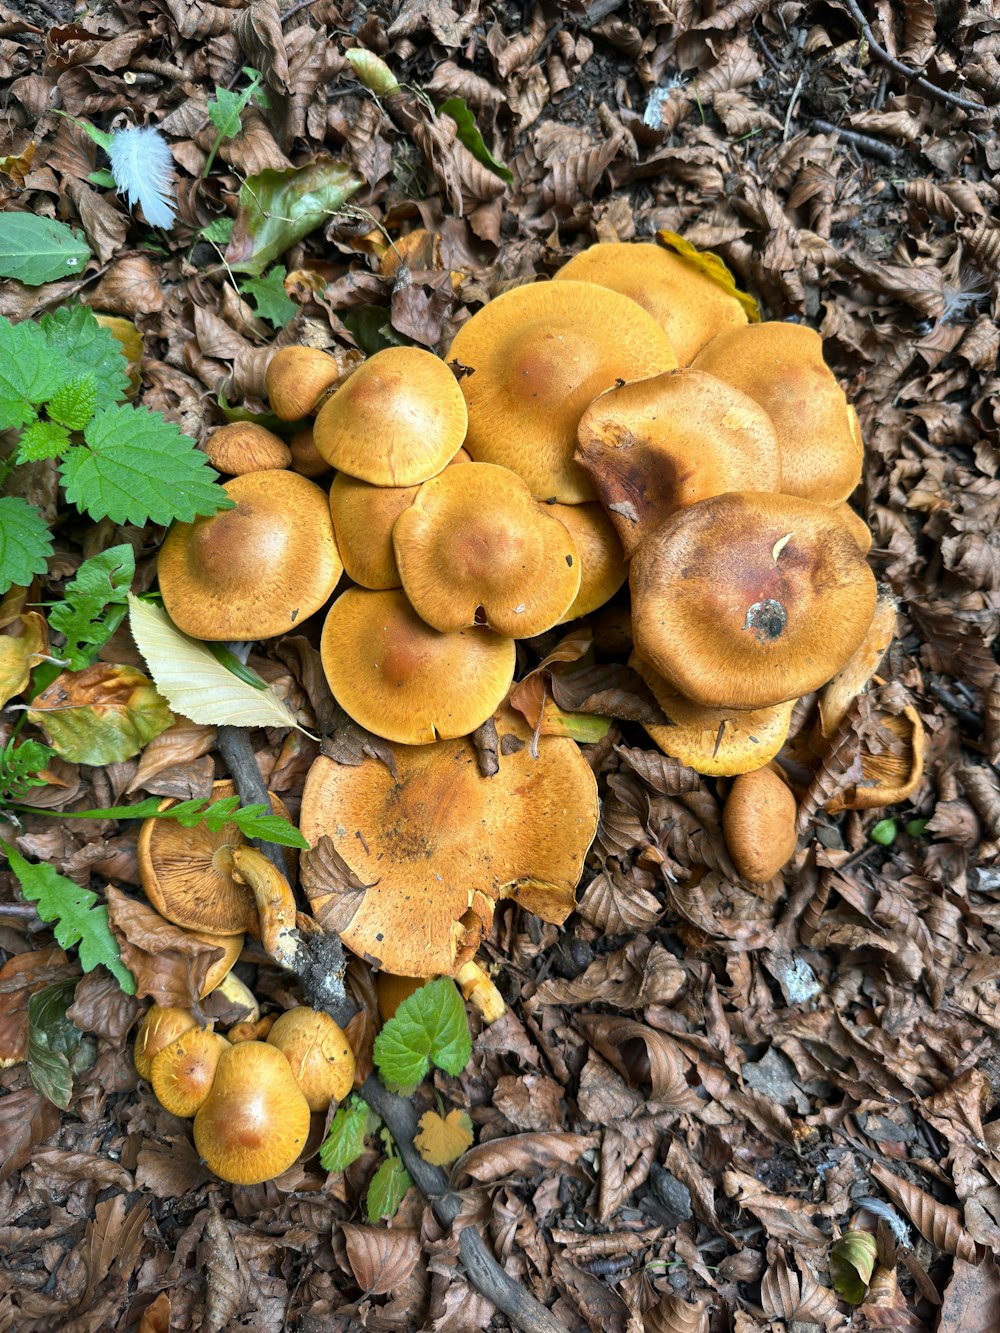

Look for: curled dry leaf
[105,886,231,1010]
[0,1087,61,1185]
[453,1131,598,1186]
[203,1208,243,1333]
[576,868,663,934]
[870,1163,978,1261]
[578,1016,701,1110]
[642,1292,709,1333]
[340,1223,422,1296]
[298,834,371,935]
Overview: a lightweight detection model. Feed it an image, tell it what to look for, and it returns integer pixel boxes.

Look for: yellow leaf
[0,611,48,707]
[656,230,761,322]
[414,1109,474,1166]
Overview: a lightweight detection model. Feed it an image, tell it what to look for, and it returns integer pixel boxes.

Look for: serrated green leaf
[373,977,472,1089]
[230,809,309,848]
[829,1230,878,1304]
[127,595,307,732]
[207,86,249,141]
[240,266,297,328]
[3,845,135,993]
[40,306,129,410]
[0,497,53,597]
[201,217,235,245]
[366,1156,413,1222]
[0,316,72,429]
[0,214,91,286]
[438,97,513,184]
[60,403,233,526]
[46,372,98,430]
[47,544,135,670]
[0,737,56,804]
[27,981,82,1110]
[320,1096,378,1171]
[15,419,72,464]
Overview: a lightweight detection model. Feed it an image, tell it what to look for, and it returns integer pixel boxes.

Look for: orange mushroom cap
[157,470,343,641]
[693,323,863,505]
[151,1027,230,1118]
[312,346,468,486]
[320,587,516,744]
[722,766,799,883]
[266,1007,356,1111]
[554,241,748,365]
[134,1005,199,1082]
[193,1040,311,1185]
[329,473,418,590]
[630,492,878,710]
[576,368,782,558]
[393,462,581,636]
[826,700,925,813]
[550,502,628,622]
[447,280,677,503]
[265,346,345,421]
[299,706,599,976]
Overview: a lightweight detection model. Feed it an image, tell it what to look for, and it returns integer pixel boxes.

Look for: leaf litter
[0,0,999,1330]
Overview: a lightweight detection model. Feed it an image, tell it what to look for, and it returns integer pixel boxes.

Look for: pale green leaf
[241,266,297,327]
[366,1156,413,1223]
[0,214,91,286]
[47,544,135,670]
[27,981,82,1110]
[829,1230,878,1304]
[0,497,53,596]
[15,420,71,464]
[27,663,174,764]
[373,978,472,1089]
[438,97,512,183]
[319,1096,378,1172]
[127,595,307,732]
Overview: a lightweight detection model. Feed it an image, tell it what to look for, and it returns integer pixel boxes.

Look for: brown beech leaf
[89,254,165,316]
[203,1209,243,1333]
[105,886,230,1009]
[125,720,217,793]
[577,1016,701,1110]
[642,1293,709,1333]
[299,834,371,934]
[535,938,684,1009]
[936,1254,1000,1328]
[81,1194,149,1308]
[551,1254,631,1331]
[0,1087,61,1184]
[138,1292,171,1333]
[577,868,663,933]
[453,1131,597,1186]
[66,966,142,1040]
[340,1223,421,1295]
[723,1169,829,1244]
[870,1163,978,1261]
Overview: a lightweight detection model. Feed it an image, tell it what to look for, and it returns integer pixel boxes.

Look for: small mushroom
[288,424,331,479]
[134,1005,200,1081]
[328,473,419,590]
[202,423,291,476]
[266,1007,356,1111]
[265,346,344,420]
[193,1040,311,1185]
[826,698,925,813]
[150,1027,230,1118]
[722,766,799,883]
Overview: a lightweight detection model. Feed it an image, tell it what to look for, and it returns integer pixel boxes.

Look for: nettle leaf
[366,1156,413,1223]
[241,267,297,328]
[3,844,136,993]
[40,306,129,410]
[45,372,98,430]
[0,316,71,429]
[438,97,513,184]
[319,1096,379,1172]
[47,544,135,671]
[0,497,53,597]
[15,420,72,464]
[0,214,91,286]
[373,977,472,1089]
[60,403,233,526]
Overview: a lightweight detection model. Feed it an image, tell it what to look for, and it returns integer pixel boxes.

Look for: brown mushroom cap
[554,242,748,365]
[692,323,863,505]
[299,706,600,976]
[833,503,873,554]
[151,1027,230,1118]
[576,369,782,558]
[138,781,291,936]
[447,280,677,503]
[320,588,516,744]
[329,473,418,590]
[289,425,331,479]
[632,653,795,777]
[134,1005,199,1082]
[722,766,799,883]
[193,1040,311,1185]
[157,470,343,641]
[265,346,344,420]
[630,492,878,710]
[393,463,581,636]
[313,346,468,485]
[266,1007,356,1111]
[817,590,897,738]
[550,502,628,621]
[202,423,292,476]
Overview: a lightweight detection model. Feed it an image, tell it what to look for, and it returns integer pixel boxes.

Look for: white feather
[108,126,176,230]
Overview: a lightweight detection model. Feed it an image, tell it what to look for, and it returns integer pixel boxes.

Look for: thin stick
[842,0,991,116]
[810,118,903,165]
[214,726,290,881]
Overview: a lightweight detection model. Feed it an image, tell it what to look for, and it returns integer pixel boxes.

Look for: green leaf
[342,305,408,356]
[345,49,400,97]
[3,844,135,993]
[45,372,98,430]
[201,217,235,245]
[319,1095,378,1171]
[207,86,250,141]
[27,663,174,764]
[829,1230,878,1304]
[869,818,897,846]
[224,158,364,276]
[0,214,91,286]
[60,404,234,526]
[438,97,513,184]
[0,316,71,429]
[0,737,56,805]
[27,981,82,1110]
[88,169,117,189]
[905,817,929,837]
[366,1156,413,1223]
[373,977,472,1089]
[207,642,270,690]
[240,266,297,328]
[47,544,135,671]
[51,110,115,153]
[15,420,72,464]
[0,497,53,596]
[40,305,130,410]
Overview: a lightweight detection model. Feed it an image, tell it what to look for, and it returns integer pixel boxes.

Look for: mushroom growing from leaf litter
[722,765,799,883]
[266,1007,356,1111]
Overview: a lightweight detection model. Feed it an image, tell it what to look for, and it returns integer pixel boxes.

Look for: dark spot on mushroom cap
[566,554,573,566]
[743,598,787,643]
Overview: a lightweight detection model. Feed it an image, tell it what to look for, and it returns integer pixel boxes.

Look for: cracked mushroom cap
[630,492,878,710]
[138,781,291,936]
[554,242,748,365]
[631,653,795,777]
[550,502,628,621]
[576,369,782,558]
[447,280,677,503]
[312,346,468,486]
[299,706,600,977]
[393,463,581,636]
[320,587,516,744]
[157,470,343,641]
[693,323,864,505]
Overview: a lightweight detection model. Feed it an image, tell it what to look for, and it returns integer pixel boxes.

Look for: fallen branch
[810,118,903,164]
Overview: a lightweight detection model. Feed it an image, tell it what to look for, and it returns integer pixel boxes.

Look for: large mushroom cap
[630,492,878,710]
[447,280,677,503]
[320,588,516,745]
[576,369,782,558]
[393,463,581,636]
[312,346,468,486]
[157,470,343,641]
[692,323,863,505]
[554,242,748,365]
[299,706,600,977]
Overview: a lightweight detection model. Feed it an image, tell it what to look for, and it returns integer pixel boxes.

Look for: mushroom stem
[214,726,291,881]
[229,847,302,974]
[455,960,506,1024]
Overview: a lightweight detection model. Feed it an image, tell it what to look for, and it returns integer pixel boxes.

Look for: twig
[361,1075,566,1333]
[842,0,992,117]
[783,70,805,141]
[281,0,320,21]
[810,119,903,165]
[214,725,290,881]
